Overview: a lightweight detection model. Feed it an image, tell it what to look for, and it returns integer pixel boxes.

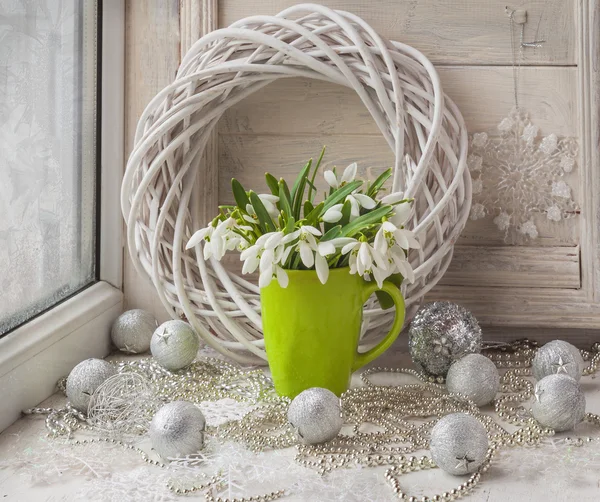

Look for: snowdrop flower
[346,192,376,220]
[324,162,357,189]
[186,225,217,260]
[341,239,390,287]
[259,262,289,288]
[239,232,273,275]
[322,203,344,223]
[388,245,415,283]
[312,237,356,284]
[243,194,280,223]
[375,221,420,252]
[281,226,322,268]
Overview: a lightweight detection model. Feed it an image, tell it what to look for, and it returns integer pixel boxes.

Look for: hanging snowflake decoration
[468,107,579,242]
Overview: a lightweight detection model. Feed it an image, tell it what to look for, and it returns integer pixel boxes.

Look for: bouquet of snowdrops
[186,150,420,289]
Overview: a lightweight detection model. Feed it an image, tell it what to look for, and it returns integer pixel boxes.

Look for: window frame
[0,0,124,433]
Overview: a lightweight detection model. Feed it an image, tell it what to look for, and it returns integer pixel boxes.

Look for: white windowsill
[0,281,123,432]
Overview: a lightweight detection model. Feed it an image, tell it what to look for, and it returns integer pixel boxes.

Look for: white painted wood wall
[123,1,600,331]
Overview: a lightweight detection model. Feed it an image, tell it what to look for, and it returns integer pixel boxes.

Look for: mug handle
[352,280,406,372]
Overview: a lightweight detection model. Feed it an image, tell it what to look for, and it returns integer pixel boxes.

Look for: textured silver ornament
[446,354,500,406]
[150,320,200,371]
[287,388,344,445]
[408,302,482,376]
[429,413,489,475]
[531,374,586,432]
[149,401,206,459]
[111,309,157,354]
[66,359,117,413]
[532,340,583,382]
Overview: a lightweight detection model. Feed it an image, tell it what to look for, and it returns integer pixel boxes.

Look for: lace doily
[468,107,579,243]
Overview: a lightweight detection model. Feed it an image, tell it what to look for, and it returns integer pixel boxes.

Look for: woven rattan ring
[122,4,471,364]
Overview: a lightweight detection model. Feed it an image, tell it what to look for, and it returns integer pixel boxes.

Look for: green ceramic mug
[260,267,405,398]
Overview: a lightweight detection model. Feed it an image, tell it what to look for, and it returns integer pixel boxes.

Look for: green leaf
[305,202,324,227]
[265,173,280,196]
[307,146,326,203]
[367,168,393,198]
[340,206,393,237]
[303,200,314,218]
[231,179,251,210]
[278,182,293,220]
[279,178,292,208]
[291,159,312,218]
[320,225,342,242]
[339,200,352,227]
[285,215,296,234]
[321,180,363,213]
[249,191,276,232]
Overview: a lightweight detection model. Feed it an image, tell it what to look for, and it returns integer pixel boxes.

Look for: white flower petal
[259,193,279,203]
[186,227,211,249]
[299,241,315,268]
[242,255,259,274]
[281,230,301,244]
[318,241,336,256]
[324,170,339,188]
[302,225,322,236]
[322,209,343,223]
[374,229,388,254]
[203,242,213,260]
[260,249,275,271]
[265,232,284,250]
[240,244,258,261]
[390,204,411,226]
[259,268,274,288]
[315,254,329,284]
[276,266,289,288]
[341,241,358,255]
[341,162,357,183]
[381,191,405,205]
[353,193,376,209]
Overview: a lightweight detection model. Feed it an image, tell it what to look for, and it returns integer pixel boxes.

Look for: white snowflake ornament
[469,107,579,242]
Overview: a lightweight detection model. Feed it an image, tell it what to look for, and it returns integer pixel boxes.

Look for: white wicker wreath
[122,3,471,364]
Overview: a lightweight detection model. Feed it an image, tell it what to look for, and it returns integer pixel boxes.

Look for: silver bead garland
[408,302,482,377]
[23,339,600,502]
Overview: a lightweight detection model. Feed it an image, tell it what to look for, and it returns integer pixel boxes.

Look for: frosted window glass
[0,0,98,335]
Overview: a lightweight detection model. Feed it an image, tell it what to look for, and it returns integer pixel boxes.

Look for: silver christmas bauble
[287,388,344,445]
[531,374,586,432]
[151,320,200,371]
[111,309,157,354]
[66,358,117,413]
[446,354,500,406]
[532,340,583,382]
[430,413,489,476]
[408,302,482,377]
[149,401,206,459]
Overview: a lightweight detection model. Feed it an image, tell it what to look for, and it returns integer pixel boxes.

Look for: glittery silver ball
[446,354,500,406]
[149,401,206,459]
[532,340,583,382]
[531,374,586,432]
[66,358,117,413]
[408,302,482,377]
[151,320,200,371]
[430,413,489,475]
[111,309,157,354]
[287,388,344,445]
